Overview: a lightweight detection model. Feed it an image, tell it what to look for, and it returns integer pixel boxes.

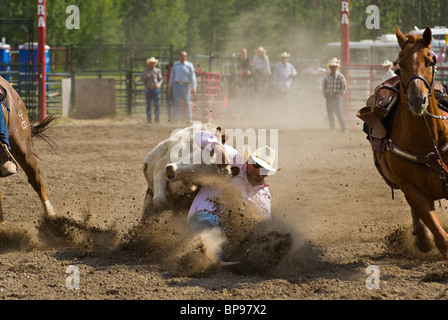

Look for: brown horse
[0,75,56,223]
[370,26,448,259]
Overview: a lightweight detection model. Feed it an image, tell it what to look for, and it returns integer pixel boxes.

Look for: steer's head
[165,126,233,182]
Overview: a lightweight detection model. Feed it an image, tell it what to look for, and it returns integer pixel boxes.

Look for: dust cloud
[210,6,333,132]
[0,172,315,279]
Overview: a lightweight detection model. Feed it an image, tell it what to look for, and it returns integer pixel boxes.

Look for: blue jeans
[0,101,10,149]
[145,88,160,122]
[325,95,347,131]
[189,211,224,260]
[172,83,192,122]
[189,211,220,231]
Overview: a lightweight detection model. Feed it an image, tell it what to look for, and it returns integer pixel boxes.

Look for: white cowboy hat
[146,57,159,65]
[381,59,393,67]
[250,145,280,173]
[257,46,266,53]
[327,57,340,68]
[279,52,290,58]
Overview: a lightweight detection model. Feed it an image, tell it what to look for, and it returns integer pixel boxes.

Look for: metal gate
[0,18,38,121]
[345,64,448,125]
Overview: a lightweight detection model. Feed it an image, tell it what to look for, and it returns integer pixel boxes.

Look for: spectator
[302,59,327,89]
[381,59,396,82]
[272,52,297,94]
[140,57,163,123]
[195,63,203,75]
[322,57,348,133]
[168,51,197,123]
[252,47,271,93]
[432,44,446,65]
[237,48,251,89]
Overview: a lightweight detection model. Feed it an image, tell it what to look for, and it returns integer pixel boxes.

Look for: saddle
[357,76,448,191]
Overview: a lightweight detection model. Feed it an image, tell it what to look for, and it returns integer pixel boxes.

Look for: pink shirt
[187,131,272,221]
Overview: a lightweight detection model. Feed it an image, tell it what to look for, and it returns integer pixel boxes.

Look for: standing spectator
[381,59,395,82]
[195,63,203,75]
[141,57,163,123]
[432,44,446,65]
[252,47,271,93]
[237,48,251,90]
[168,51,197,123]
[302,59,327,89]
[165,61,174,122]
[322,57,348,133]
[273,52,297,95]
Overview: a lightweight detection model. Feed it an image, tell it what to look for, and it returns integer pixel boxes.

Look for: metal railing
[345,64,448,124]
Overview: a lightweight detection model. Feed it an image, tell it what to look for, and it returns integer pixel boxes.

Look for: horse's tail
[31,114,58,152]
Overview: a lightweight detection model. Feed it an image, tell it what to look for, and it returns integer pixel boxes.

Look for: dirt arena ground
[1,92,448,304]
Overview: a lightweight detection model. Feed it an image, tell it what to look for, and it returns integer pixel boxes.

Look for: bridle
[398,38,436,108]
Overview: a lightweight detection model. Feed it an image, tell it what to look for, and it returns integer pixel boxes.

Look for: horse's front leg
[405,188,448,259]
[411,208,432,253]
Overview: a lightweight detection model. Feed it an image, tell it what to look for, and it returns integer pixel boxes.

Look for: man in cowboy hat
[273,52,297,95]
[381,59,395,82]
[322,57,348,133]
[141,57,163,123]
[252,46,271,94]
[186,130,280,260]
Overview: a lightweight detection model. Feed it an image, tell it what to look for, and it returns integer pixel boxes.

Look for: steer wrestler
[187,130,280,261]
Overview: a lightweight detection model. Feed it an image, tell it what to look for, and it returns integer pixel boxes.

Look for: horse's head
[396,26,436,116]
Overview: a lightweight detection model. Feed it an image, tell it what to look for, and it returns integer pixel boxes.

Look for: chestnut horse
[0,75,56,223]
[376,26,448,259]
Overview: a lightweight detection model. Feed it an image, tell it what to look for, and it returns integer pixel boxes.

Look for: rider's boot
[0,143,16,177]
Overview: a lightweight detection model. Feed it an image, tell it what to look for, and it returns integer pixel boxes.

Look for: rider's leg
[0,108,16,177]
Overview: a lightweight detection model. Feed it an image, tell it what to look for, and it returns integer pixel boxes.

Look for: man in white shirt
[381,59,396,83]
[273,52,297,94]
[252,47,271,94]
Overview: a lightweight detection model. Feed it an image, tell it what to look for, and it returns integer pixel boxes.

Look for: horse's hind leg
[10,140,55,218]
[411,208,432,253]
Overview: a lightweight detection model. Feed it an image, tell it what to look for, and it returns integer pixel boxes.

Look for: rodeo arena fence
[1,41,447,124]
[346,64,448,125]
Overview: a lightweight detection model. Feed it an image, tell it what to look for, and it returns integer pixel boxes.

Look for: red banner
[340,0,349,74]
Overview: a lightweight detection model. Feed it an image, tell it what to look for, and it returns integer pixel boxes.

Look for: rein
[426,112,448,120]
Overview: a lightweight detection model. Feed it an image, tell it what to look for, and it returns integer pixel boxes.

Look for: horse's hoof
[414,232,433,253]
[415,237,433,253]
[43,200,56,217]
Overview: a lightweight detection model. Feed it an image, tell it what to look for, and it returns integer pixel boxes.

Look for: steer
[142,123,232,219]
